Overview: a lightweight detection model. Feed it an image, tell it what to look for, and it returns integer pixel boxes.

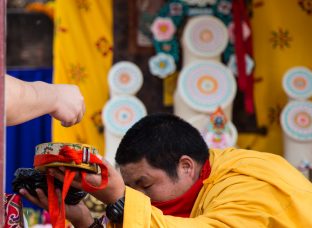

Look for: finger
[49,167,82,189]
[56,188,63,205]
[69,173,83,189]
[76,109,84,124]
[49,168,65,182]
[73,112,82,126]
[19,188,44,208]
[102,159,118,176]
[78,103,86,121]
[36,189,49,210]
[61,121,74,127]
[57,167,80,180]
[102,158,115,168]
[58,167,66,172]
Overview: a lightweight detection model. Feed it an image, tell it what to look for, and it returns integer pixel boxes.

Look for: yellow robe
[109,148,312,227]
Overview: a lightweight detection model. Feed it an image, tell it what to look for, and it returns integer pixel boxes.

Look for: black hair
[115,113,209,179]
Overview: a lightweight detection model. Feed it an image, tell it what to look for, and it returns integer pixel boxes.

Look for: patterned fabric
[149,0,242,108]
[237,0,312,155]
[4,194,24,227]
[52,0,113,155]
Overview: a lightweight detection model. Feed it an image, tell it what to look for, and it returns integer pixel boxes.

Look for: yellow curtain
[237,0,312,155]
[53,0,113,155]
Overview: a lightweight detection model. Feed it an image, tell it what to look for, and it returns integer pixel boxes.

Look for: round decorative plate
[183,15,228,58]
[280,101,312,141]
[178,61,236,112]
[102,96,147,137]
[108,61,143,95]
[282,67,312,100]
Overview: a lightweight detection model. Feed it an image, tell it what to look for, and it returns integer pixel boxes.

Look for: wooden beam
[0,0,6,226]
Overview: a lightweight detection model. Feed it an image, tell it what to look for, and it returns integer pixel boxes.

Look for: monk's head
[115,113,209,202]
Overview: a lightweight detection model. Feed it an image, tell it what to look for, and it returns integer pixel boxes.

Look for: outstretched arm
[5,75,85,126]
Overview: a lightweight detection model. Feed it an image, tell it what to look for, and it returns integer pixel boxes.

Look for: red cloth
[232,0,255,114]
[151,159,211,217]
[4,193,24,227]
[34,146,108,228]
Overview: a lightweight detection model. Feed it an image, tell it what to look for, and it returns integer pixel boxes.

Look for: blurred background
[5,0,312,225]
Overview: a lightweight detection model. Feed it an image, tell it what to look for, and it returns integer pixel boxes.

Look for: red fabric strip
[233,0,247,91]
[232,0,255,114]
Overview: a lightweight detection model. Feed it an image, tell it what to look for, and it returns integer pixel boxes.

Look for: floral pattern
[268,104,283,125]
[96,36,112,56]
[217,0,232,15]
[55,18,68,34]
[151,17,176,41]
[68,63,88,84]
[169,2,184,16]
[75,0,90,11]
[269,28,293,49]
[149,0,235,78]
[154,39,180,61]
[91,110,104,134]
[298,0,312,15]
[149,53,176,78]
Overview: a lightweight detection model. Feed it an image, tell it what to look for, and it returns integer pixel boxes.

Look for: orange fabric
[52,0,113,156]
[34,146,108,227]
[47,170,76,228]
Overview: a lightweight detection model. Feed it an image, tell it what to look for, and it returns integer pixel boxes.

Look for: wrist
[87,217,105,228]
[32,81,57,114]
[90,180,125,204]
[109,185,126,204]
[106,196,125,224]
[69,207,94,228]
[71,217,94,228]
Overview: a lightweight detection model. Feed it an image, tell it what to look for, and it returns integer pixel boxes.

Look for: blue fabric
[6,68,52,208]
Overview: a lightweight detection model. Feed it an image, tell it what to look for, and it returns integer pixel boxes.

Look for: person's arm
[5,75,85,126]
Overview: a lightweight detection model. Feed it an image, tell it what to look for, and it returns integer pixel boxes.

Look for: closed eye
[143,185,152,189]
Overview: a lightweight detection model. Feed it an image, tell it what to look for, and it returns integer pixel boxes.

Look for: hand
[49,160,125,204]
[19,188,94,227]
[50,84,85,127]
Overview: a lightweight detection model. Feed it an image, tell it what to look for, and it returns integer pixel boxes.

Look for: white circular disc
[281,101,312,141]
[108,61,143,95]
[178,60,236,112]
[183,15,229,58]
[102,96,147,136]
[282,66,312,100]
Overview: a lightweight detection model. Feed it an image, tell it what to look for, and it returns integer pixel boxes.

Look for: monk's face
[119,157,198,202]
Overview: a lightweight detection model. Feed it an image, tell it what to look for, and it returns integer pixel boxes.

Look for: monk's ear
[178,155,196,178]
